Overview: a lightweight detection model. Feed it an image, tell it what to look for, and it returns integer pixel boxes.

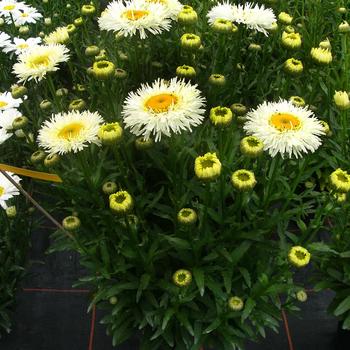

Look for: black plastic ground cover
[0,226,344,350]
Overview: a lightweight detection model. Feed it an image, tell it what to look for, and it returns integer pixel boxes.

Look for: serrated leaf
[334,296,350,317]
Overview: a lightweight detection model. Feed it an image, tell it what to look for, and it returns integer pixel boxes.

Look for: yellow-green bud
[40,99,52,111]
[281,31,302,49]
[337,7,347,14]
[209,106,233,127]
[81,4,96,16]
[240,136,264,157]
[320,120,331,136]
[248,43,262,51]
[12,115,28,130]
[11,85,27,98]
[296,290,308,302]
[115,68,127,79]
[66,24,76,34]
[177,208,197,225]
[284,58,303,75]
[319,38,331,50]
[230,103,247,116]
[212,18,233,33]
[339,21,350,33]
[69,99,86,111]
[102,181,118,195]
[135,137,153,150]
[6,206,17,218]
[231,169,257,191]
[228,296,244,311]
[44,17,52,26]
[44,154,60,167]
[62,216,81,231]
[310,47,332,64]
[85,45,100,57]
[31,150,46,164]
[278,12,293,24]
[177,8,198,26]
[109,191,133,215]
[208,74,226,86]
[18,25,30,35]
[0,18,4,26]
[98,122,123,145]
[334,91,350,110]
[74,17,84,26]
[289,96,305,107]
[284,25,295,33]
[92,60,115,80]
[180,33,201,50]
[176,65,196,79]
[56,88,68,97]
[172,269,192,287]
[268,22,278,32]
[109,296,118,305]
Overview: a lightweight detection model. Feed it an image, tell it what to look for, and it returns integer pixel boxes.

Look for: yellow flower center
[0,101,8,108]
[200,159,215,169]
[4,5,15,11]
[0,186,4,197]
[29,55,50,68]
[58,123,84,140]
[18,43,29,49]
[145,93,178,113]
[176,273,186,282]
[237,172,251,181]
[270,113,301,131]
[21,13,29,17]
[337,173,349,183]
[123,10,149,21]
[146,0,166,3]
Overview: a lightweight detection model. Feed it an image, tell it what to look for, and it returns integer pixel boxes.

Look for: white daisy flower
[122,78,206,141]
[239,2,276,35]
[0,0,26,17]
[0,108,21,133]
[244,100,324,158]
[0,91,22,111]
[11,6,42,26]
[207,1,236,25]
[0,31,11,48]
[0,171,21,209]
[44,27,69,45]
[98,0,172,39]
[12,44,70,82]
[2,37,42,55]
[143,0,183,19]
[37,110,104,155]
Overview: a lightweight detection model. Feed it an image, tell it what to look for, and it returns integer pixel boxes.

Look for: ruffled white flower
[44,27,69,44]
[244,100,324,158]
[37,110,104,154]
[0,31,11,48]
[207,1,275,35]
[2,37,42,55]
[98,0,172,39]
[0,171,21,209]
[11,6,42,26]
[0,0,26,17]
[144,0,182,19]
[0,91,22,111]
[207,1,236,24]
[13,44,70,82]
[122,77,206,141]
[0,108,21,132]
[237,2,276,35]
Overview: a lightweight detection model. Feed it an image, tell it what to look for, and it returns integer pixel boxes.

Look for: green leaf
[162,308,175,330]
[161,235,191,250]
[193,267,205,296]
[231,241,252,265]
[203,318,221,334]
[334,296,350,317]
[309,242,338,255]
[242,298,256,322]
[136,274,151,302]
[239,267,251,288]
[342,314,350,330]
[340,251,350,258]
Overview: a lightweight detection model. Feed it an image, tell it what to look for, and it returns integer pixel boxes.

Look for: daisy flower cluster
[99,0,183,39]
[0,91,23,144]
[0,171,21,209]
[207,1,276,35]
[0,0,42,26]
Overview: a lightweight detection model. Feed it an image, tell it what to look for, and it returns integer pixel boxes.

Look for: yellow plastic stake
[0,163,62,183]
